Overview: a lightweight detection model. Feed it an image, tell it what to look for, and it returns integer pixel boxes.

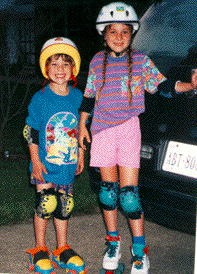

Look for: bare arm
[75,147,85,175]
[78,112,91,150]
[29,144,48,182]
[175,70,197,93]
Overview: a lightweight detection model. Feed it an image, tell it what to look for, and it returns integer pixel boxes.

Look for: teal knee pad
[119,186,143,219]
[99,181,119,210]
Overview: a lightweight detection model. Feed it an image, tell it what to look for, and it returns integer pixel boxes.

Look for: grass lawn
[0,154,99,226]
[0,158,35,225]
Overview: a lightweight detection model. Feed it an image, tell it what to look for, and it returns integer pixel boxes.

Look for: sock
[108,231,119,237]
[107,231,119,245]
[133,236,145,257]
[133,236,145,245]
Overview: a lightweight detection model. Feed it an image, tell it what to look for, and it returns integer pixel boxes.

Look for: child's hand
[32,160,48,182]
[191,69,197,89]
[79,126,91,150]
[75,148,84,175]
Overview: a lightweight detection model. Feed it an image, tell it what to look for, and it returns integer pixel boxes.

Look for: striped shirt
[84,50,166,135]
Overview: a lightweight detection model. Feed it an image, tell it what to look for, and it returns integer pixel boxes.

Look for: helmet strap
[71,73,77,89]
[42,78,49,93]
[114,48,127,57]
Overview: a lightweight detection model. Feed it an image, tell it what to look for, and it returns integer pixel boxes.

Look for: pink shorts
[90,116,141,168]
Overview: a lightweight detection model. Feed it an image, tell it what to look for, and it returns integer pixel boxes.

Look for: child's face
[47,55,73,85]
[105,24,131,55]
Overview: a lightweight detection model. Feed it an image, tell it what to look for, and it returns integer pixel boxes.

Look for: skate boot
[27,247,56,274]
[52,244,87,273]
[130,245,149,274]
[102,235,121,271]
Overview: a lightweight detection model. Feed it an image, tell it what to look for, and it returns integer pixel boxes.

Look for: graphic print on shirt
[121,76,129,97]
[45,112,78,166]
[121,75,142,97]
[86,73,97,98]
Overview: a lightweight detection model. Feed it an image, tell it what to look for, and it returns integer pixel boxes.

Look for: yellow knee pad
[35,188,57,219]
[36,188,74,220]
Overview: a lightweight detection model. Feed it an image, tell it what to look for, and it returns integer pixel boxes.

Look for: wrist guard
[79,96,95,114]
[23,125,39,145]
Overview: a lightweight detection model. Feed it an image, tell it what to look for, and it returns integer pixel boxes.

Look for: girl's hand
[78,126,91,150]
[191,69,197,89]
[32,160,48,182]
[75,148,85,175]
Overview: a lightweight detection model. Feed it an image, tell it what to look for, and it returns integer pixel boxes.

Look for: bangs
[46,54,75,66]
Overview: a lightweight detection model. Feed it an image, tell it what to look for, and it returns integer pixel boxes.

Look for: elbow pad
[23,125,39,145]
[79,96,95,114]
[158,79,178,98]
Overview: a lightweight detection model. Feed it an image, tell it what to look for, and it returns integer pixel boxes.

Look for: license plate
[162,141,197,178]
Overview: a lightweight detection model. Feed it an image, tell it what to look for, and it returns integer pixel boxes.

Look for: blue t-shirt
[26,84,83,185]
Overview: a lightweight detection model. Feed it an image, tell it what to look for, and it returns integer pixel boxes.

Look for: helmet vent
[96,3,139,35]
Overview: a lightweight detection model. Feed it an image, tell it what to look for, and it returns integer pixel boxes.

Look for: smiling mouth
[55,75,66,78]
[114,43,124,47]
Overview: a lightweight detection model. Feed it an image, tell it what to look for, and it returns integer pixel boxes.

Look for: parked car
[139,84,197,235]
[131,0,197,235]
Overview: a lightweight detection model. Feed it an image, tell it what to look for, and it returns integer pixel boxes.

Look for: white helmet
[96,2,139,35]
[39,37,81,78]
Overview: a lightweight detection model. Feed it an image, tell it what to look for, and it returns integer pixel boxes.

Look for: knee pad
[53,191,74,220]
[36,188,57,219]
[119,186,143,219]
[99,181,119,210]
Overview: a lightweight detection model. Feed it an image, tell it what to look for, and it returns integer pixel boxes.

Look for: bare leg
[54,218,68,248]
[34,213,48,247]
[119,166,144,237]
[34,183,53,247]
[100,166,119,232]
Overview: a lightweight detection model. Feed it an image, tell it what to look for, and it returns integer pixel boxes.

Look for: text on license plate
[162,141,197,178]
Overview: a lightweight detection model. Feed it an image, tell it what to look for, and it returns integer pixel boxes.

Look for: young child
[79,2,197,274]
[24,37,87,274]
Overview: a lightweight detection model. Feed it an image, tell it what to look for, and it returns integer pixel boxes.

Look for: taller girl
[79,2,166,273]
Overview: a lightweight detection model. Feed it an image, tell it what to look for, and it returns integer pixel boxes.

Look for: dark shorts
[30,176,73,195]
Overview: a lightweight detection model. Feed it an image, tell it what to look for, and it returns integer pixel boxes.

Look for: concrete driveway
[0,212,195,273]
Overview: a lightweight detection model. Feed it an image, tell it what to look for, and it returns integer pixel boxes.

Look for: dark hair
[46,54,75,67]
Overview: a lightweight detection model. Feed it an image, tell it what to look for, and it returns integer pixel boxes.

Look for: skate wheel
[67,270,77,274]
[100,270,114,274]
[28,262,35,271]
[100,264,125,274]
[115,263,124,274]
[52,261,58,268]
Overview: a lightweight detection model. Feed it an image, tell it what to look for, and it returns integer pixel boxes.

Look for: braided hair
[127,46,133,105]
[95,46,108,102]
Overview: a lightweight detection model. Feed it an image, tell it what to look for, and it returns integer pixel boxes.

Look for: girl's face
[47,55,73,85]
[104,24,132,56]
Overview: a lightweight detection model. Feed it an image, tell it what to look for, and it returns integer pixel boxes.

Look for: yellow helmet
[39,37,81,79]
